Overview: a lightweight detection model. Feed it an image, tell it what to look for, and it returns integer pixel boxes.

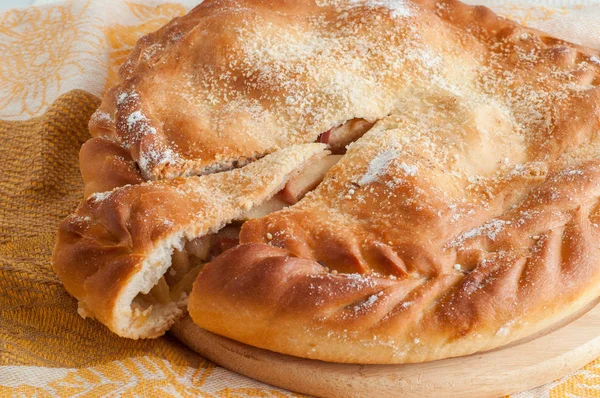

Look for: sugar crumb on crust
[187,0,600,364]
[58,0,600,364]
[52,144,325,338]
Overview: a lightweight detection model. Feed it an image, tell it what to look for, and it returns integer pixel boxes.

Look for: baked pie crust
[53,0,600,363]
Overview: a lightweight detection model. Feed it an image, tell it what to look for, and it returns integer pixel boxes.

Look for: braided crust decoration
[53,0,600,363]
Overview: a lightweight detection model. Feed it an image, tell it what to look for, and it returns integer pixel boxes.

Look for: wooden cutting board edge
[170,300,600,398]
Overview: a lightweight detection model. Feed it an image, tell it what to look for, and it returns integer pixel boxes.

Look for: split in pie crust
[53,0,600,364]
[54,144,326,338]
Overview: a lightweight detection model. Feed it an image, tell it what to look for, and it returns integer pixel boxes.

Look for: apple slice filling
[318,118,375,154]
[280,154,343,204]
[130,152,343,326]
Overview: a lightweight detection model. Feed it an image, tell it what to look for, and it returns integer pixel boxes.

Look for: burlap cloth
[1,1,600,396]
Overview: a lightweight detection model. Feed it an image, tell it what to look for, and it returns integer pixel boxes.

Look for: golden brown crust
[89,0,472,179]
[191,159,600,363]
[53,144,325,338]
[186,0,600,363]
[79,137,144,198]
[56,0,600,363]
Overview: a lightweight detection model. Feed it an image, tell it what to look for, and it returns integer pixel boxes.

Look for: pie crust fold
[52,144,325,338]
[53,0,600,364]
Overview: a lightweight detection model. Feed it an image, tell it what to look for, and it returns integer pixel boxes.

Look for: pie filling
[318,118,375,154]
[129,151,345,324]
[128,119,377,325]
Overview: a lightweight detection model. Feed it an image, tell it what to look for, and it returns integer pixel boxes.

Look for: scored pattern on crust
[196,111,600,363]
[188,0,600,363]
[54,0,600,364]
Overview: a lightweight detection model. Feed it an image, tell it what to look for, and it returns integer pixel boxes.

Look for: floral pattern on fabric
[1,1,600,396]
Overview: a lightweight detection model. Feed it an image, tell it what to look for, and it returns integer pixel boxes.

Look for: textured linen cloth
[1,0,600,396]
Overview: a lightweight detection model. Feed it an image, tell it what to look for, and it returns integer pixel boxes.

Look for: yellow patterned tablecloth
[1,0,600,396]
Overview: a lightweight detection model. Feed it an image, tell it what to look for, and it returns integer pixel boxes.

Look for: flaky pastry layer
[187,0,600,363]
[53,144,325,338]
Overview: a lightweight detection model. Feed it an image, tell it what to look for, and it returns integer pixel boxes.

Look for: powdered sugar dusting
[358,149,399,186]
[496,319,517,336]
[89,191,112,203]
[321,0,413,18]
[354,291,384,313]
[117,91,138,105]
[127,111,155,134]
[449,219,509,247]
[114,86,183,176]
[360,0,412,18]
[398,162,418,176]
[91,110,112,124]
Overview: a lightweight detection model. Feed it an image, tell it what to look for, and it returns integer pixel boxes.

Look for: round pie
[53,0,600,364]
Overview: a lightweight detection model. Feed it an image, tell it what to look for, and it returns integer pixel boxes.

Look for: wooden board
[170,301,600,398]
